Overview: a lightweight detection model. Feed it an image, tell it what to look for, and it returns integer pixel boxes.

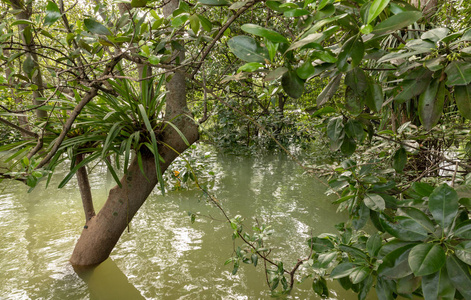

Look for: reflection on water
[0,149,361,299]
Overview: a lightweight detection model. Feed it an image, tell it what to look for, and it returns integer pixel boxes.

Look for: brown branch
[76,153,96,222]
[0,116,37,138]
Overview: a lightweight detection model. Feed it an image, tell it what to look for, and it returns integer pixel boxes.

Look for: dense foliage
[1,0,471,298]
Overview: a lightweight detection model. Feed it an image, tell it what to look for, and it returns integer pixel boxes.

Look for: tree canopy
[1,0,471,298]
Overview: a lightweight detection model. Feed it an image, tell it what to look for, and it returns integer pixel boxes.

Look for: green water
[0,150,362,299]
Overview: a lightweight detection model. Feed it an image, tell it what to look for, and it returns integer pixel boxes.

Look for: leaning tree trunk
[70,0,198,266]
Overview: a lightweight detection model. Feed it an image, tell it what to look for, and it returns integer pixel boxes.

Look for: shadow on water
[74,259,145,300]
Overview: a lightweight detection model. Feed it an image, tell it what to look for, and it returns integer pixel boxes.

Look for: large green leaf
[454,220,471,239]
[422,266,456,300]
[393,68,432,103]
[326,116,344,143]
[241,24,288,43]
[418,79,445,130]
[337,35,364,72]
[345,67,368,95]
[380,215,429,241]
[372,11,422,35]
[317,74,341,106]
[455,241,471,265]
[367,0,390,24]
[446,255,471,299]
[44,1,61,26]
[399,207,435,233]
[281,70,304,99]
[364,193,385,211]
[330,262,356,279]
[428,184,459,231]
[378,244,416,279]
[408,243,446,276]
[445,61,471,86]
[421,28,450,43]
[345,119,365,142]
[454,83,471,119]
[308,236,334,252]
[392,147,407,172]
[349,266,371,284]
[366,233,382,258]
[365,82,383,112]
[84,19,112,36]
[227,36,270,63]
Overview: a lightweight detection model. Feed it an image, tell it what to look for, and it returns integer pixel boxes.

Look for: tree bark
[70,118,198,266]
[76,153,96,222]
[70,0,199,266]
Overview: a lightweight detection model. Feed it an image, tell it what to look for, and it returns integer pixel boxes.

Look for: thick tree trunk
[70,0,198,266]
[70,117,198,266]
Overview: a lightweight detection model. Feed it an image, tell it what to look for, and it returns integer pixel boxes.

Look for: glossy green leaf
[284,8,310,17]
[241,24,288,43]
[326,116,344,143]
[227,36,270,63]
[266,1,289,12]
[412,182,434,197]
[454,84,471,119]
[393,147,407,172]
[84,19,112,36]
[337,35,364,72]
[399,207,435,233]
[281,70,304,99]
[264,67,288,81]
[372,11,422,35]
[380,215,429,241]
[131,0,147,7]
[454,220,471,239]
[455,241,471,265]
[317,74,341,106]
[287,33,323,51]
[378,244,416,279]
[422,266,456,300]
[446,255,471,299]
[189,15,200,33]
[409,243,446,276]
[312,277,329,298]
[296,60,315,80]
[366,233,382,257]
[445,61,471,86]
[375,277,396,300]
[349,266,371,284]
[365,82,383,112]
[198,15,212,32]
[237,62,264,73]
[23,55,35,76]
[340,137,356,156]
[421,28,450,42]
[367,0,390,24]
[330,262,356,279]
[345,67,368,95]
[429,184,459,231]
[419,79,445,130]
[44,1,61,26]
[198,0,229,6]
[364,193,385,211]
[345,119,365,142]
[308,236,334,252]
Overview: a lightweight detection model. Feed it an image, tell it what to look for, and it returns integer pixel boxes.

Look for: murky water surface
[0,148,361,299]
